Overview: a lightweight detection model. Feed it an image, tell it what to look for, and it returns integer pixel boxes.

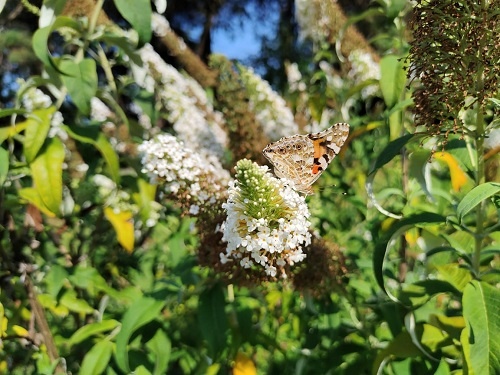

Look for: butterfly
[262,123,350,194]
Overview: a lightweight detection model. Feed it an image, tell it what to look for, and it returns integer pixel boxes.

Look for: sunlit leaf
[114,0,152,44]
[30,137,64,215]
[380,55,407,108]
[146,329,171,375]
[462,281,500,375]
[435,264,473,292]
[79,340,114,375]
[12,325,29,337]
[68,320,120,347]
[457,182,500,223]
[0,147,8,187]
[60,291,95,314]
[433,151,469,192]
[114,297,165,373]
[23,107,55,163]
[104,207,134,252]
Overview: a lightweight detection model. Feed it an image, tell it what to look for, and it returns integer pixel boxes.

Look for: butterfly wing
[263,122,350,194]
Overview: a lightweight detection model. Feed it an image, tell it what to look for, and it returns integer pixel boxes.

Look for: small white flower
[220,160,311,278]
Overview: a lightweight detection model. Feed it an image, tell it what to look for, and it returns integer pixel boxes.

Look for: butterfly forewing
[262,122,349,194]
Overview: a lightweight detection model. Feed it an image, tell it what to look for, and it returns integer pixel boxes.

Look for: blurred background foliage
[0,0,499,374]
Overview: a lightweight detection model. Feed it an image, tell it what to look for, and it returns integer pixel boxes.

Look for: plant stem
[472,0,487,274]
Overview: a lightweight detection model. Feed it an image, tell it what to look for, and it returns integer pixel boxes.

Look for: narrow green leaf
[30,137,64,215]
[68,320,120,347]
[462,281,500,375]
[373,213,447,302]
[146,330,171,375]
[79,340,114,375]
[114,297,165,373]
[198,284,228,358]
[24,107,55,163]
[59,59,97,116]
[409,150,433,201]
[113,0,152,44]
[0,147,8,187]
[64,125,120,183]
[368,133,415,176]
[380,55,407,108]
[457,182,500,222]
[0,108,27,118]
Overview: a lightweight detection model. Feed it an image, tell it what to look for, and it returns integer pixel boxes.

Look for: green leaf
[373,213,447,302]
[79,340,114,375]
[0,108,28,118]
[399,280,459,307]
[146,329,171,375]
[409,150,433,201]
[198,284,228,358]
[435,264,473,292]
[64,125,120,183]
[32,16,82,70]
[45,264,68,297]
[59,59,97,116]
[462,281,500,375]
[114,0,152,44]
[368,133,415,176]
[24,107,55,163]
[68,320,120,347]
[0,147,8,187]
[457,182,500,222]
[18,187,56,217]
[373,331,421,374]
[30,137,64,215]
[380,55,407,108]
[60,291,94,314]
[114,296,165,373]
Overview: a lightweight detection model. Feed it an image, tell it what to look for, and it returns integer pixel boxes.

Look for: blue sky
[210,3,279,61]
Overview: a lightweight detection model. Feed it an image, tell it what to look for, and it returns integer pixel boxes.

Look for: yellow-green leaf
[18,187,56,217]
[30,137,64,215]
[24,107,55,163]
[104,207,134,252]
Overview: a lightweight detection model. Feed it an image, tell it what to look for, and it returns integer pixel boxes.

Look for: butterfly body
[262,123,349,194]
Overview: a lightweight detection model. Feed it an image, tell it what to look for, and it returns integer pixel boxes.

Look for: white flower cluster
[21,87,52,111]
[239,66,298,141]
[151,12,170,37]
[295,0,331,43]
[347,50,381,98]
[220,161,311,278]
[139,134,230,214]
[286,63,306,93]
[20,85,67,140]
[136,44,228,161]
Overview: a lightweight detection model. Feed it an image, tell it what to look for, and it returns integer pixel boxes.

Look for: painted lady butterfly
[262,123,350,194]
